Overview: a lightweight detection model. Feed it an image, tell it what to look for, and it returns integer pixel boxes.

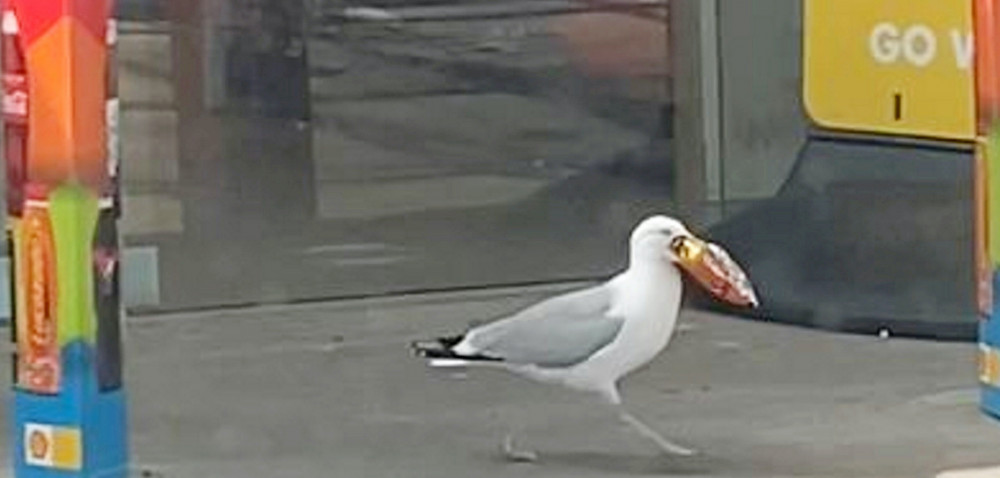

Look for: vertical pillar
[165,0,314,306]
[669,0,722,223]
[171,0,314,240]
[4,0,128,476]
[975,0,1000,420]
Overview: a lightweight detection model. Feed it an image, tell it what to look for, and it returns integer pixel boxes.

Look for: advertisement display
[16,186,59,394]
[4,0,128,476]
[977,0,1000,420]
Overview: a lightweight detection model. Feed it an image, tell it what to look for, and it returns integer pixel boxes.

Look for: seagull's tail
[410,335,503,368]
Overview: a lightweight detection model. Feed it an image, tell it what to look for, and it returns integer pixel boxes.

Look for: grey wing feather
[462,284,624,368]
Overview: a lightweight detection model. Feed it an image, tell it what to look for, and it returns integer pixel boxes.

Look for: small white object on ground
[937,465,1000,478]
[713,340,744,351]
[342,7,400,21]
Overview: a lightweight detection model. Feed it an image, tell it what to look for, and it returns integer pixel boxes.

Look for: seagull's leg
[616,408,698,457]
[599,385,698,457]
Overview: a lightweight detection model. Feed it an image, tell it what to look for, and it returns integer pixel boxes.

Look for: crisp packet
[673,237,759,308]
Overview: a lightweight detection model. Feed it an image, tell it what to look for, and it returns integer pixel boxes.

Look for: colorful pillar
[975,0,1000,420]
[3,0,128,477]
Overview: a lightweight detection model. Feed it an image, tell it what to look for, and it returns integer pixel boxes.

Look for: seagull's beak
[670,235,759,308]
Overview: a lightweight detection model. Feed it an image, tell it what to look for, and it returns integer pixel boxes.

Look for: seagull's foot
[618,409,699,457]
[652,438,698,457]
[501,434,539,463]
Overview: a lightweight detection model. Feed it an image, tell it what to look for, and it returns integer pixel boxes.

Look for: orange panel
[24,16,106,189]
[977,0,1000,131]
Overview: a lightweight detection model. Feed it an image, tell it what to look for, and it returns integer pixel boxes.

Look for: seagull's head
[629,215,758,308]
[629,215,694,264]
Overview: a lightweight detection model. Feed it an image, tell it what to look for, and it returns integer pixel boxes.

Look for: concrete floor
[3,283,1000,477]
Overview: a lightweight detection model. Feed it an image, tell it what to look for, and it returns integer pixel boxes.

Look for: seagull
[413,215,758,461]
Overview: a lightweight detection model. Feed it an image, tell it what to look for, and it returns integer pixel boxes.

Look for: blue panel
[11,341,128,478]
[983,272,1000,346]
[983,273,1000,421]
[984,382,1000,422]
[986,277,1000,345]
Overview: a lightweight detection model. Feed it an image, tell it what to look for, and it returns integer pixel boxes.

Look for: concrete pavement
[3,282,1000,477]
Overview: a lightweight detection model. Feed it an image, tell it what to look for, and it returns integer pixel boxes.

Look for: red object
[3,4,27,217]
[105,17,120,215]
[673,237,759,308]
[12,0,110,47]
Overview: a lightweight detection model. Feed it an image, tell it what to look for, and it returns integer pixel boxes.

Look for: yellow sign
[803,0,974,140]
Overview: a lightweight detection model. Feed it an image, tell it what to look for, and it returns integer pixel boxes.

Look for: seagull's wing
[457,284,624,368]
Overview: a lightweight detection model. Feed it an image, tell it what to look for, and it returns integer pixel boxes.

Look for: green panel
[990,127,1000,265]
[48,184,99,345]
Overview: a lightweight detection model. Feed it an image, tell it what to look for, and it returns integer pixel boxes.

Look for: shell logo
[28,429,49,460]
[980,344,1000,387]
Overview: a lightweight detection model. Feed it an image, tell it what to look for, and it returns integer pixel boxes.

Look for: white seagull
[413,215,758,461]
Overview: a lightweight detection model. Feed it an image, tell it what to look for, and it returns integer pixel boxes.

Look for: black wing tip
[410,335,464,358]
[410,335,504,362]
